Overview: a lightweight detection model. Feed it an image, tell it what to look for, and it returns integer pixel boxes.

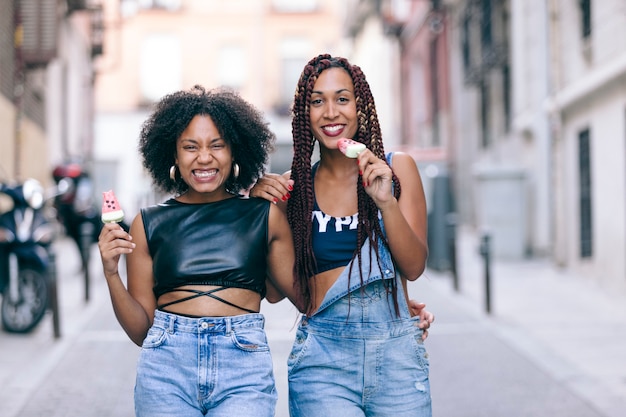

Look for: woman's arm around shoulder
[249,171,293,207]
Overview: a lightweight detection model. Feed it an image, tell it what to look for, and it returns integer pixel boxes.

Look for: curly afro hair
[138,85,275,195]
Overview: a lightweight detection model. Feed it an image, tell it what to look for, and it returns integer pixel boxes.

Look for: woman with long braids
[251,54,432,416]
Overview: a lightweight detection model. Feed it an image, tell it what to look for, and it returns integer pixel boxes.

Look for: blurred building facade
[347,0,626,293]
[93,0,347,217]
[0,0,103,186]
[3,0,623,293]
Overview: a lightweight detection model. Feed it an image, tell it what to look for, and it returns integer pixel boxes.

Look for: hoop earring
[232,162,240,179]
[169,165,177,181]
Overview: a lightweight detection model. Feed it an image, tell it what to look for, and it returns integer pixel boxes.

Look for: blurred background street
[2,228,626,417]
[1,0,626,416]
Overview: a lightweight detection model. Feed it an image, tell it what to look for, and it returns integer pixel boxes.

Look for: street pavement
[1,228,625,417]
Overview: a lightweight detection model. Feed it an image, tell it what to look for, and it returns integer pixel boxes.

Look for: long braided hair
[287,54,402,313]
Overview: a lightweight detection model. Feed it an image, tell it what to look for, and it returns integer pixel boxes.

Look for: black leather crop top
[141,197,269,300]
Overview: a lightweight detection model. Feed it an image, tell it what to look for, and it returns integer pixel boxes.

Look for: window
[272,0,317,13]
[139,33,181,104]
[578,128,592,258]
[480,0,492,48]
[502,63,511,132]
[218,45,246,89]
[460,4,481,86]
[276,38,311,115]
[138,0,181,11]
[480,80,490,148]
[461,13,471,76]
[121,0,181,17]
[430,35,440,146]
[580,0,591,38]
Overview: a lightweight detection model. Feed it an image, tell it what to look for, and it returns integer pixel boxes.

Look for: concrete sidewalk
[410,226,626,417]
[3,232,626,416]
[0,238,138,417]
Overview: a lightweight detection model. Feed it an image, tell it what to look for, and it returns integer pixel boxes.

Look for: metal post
[47,248,61,338]
[446,213,459,292]
[80,222,94,302]
[479,232,492,314]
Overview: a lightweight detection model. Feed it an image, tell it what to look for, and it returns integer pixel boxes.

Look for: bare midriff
[308,266,345,314]
[157,285,262,317]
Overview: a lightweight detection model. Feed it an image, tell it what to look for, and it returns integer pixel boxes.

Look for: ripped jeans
[287,276,432,417]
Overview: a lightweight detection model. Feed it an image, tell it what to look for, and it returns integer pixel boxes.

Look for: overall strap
[386,152,395,194]
[385,151,394,166]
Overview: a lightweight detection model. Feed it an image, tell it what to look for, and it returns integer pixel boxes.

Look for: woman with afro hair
[98,85,303,417]
[251,55,433,416]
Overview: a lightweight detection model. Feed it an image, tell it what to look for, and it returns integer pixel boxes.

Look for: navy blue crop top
[141,197,269,300]
[311,162,358,274]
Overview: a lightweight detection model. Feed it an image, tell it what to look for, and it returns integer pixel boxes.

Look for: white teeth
[324,125,343,132]
[194,170,216,178]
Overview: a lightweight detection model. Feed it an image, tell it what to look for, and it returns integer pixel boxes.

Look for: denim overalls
[287,238,432,417]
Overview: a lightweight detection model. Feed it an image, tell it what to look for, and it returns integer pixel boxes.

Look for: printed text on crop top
[311,162,358,274]
[310,152,396,276]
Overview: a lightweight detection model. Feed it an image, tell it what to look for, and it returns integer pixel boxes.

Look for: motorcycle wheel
[1,267,49,333]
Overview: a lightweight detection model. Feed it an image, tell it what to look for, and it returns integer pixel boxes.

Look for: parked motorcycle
[0,178,59,334]
[52,164,106,302]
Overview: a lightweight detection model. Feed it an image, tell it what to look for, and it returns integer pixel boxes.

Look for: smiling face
[309,67,358,151]
[175,114,233,202]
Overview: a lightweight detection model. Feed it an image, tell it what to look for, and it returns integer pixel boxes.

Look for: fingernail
[272,198,278,204]
[288,185,293,191]
[285,193,291,199]
[281,195,287,201]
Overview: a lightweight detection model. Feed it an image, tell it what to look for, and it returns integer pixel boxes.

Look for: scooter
[0,178,58,334]
[52,164,102,302]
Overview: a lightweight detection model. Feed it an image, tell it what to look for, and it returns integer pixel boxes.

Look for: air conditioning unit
[20,0,58,67]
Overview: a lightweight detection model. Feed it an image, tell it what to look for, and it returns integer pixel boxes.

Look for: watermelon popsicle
[101,190,125,223]
[337,138,366,158]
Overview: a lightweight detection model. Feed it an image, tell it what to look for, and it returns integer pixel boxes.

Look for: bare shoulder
[129,212,146,237]
[126,212,149,259]
[389,152,421,179]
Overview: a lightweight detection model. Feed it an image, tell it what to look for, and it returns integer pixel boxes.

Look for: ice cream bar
[337,138,366,158]
[101,190,125,223]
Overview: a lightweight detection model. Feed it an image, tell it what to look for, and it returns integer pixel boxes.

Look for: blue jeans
[134,310,277,417]
[288,277,432,417]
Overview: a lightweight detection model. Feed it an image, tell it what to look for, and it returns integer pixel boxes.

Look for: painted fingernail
[272,198,278,204]
[288,185,293,191]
